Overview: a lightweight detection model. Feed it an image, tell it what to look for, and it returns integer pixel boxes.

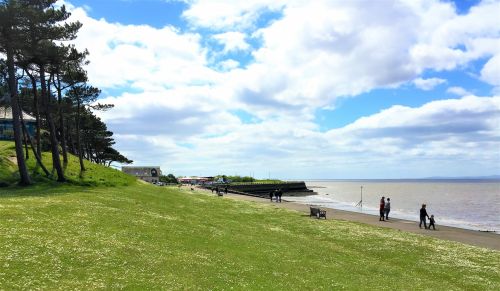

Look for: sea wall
[224,182,312,197]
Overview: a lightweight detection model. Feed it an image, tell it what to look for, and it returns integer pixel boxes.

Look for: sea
[283,179,500,232]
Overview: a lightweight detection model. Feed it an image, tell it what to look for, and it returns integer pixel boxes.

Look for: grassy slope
[0,142,18,185]
[0,142,499,289]
[0,141,136,187]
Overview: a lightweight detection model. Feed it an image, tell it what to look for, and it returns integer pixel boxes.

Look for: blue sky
[64,0,500,178]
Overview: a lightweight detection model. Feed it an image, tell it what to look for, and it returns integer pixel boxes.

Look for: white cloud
[59,1,500,178]
[413,78,447,91]
[219,59,240,70]
[213,31,250,53]
[481,54,500,87]
[447,86,472,96]
[67,7,217,90]
[182,0,500,110]
[132,95,500,178]
[182,0,286,30]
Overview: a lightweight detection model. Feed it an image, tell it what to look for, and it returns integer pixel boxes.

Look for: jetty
[205,181,313,197]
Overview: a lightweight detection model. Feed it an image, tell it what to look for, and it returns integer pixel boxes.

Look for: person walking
[379,196,385,221]
[429,214,436,230]
[384,198,391,220]
[269,190,274,202]
[419,204,430,229]
[278,189,283,203]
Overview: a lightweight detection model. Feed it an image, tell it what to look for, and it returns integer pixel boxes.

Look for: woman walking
[379,196,385,221]
[384,198,391,220]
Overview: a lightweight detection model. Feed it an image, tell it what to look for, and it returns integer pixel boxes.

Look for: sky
[60,0,500,179]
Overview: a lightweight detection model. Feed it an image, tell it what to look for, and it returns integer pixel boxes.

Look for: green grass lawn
[0,141,499,289]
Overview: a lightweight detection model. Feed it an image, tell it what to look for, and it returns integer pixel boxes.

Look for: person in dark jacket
[429,214,436,230]
[379,196,385,221]
[419,204,430,229]
[269,190,274,202]
[278,189,283,203]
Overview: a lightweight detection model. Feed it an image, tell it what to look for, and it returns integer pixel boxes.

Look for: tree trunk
[20,109,29,160]
[40,65,65,182]
[76,99,85,171]
[55,74,68,164]
[28,73,42,157]
[6,44,31,185]
[19,105,50,177]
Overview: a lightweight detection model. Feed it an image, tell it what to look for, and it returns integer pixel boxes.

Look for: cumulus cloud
[413,78,447,90]
[481,54,500,87]
[218,59,240,71]
[67,7,217,90]
[447,86,472,96]
[149,95,500,178]
[212,31,250,53]
[59,0,500,178]
[182,0,286,30]
[209,0,500,112]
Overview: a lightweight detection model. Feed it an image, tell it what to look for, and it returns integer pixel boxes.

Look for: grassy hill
[0,141,135,187]
[0,141,499,289]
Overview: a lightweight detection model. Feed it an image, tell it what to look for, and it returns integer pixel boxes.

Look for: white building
[122,166,162,183]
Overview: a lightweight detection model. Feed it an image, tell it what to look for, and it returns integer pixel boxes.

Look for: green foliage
[159,173,178,184]
[215,175,255,183]
[0,141,17,185]
[0,183,499,289]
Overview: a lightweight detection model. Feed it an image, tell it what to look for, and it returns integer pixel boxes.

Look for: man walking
[419,204,430,229]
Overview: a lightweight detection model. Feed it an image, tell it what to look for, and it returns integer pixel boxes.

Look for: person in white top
[384,197,391,220]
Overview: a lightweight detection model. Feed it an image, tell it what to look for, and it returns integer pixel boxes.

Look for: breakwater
[208,182,313,198]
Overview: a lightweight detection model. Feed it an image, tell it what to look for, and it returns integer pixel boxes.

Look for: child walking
[429,214,436,230]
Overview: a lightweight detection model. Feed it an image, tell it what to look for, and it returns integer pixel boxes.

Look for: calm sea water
[284,179,500,232]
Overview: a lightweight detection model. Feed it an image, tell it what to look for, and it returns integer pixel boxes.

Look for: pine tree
[0,0,32,185]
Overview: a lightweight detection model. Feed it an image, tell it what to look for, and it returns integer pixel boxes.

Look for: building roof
[0,106,36,121]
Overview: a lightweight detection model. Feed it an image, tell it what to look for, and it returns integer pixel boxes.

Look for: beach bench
[310,207,327,219]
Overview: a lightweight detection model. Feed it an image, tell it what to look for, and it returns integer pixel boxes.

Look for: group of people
[269,189,283,203]
[379,196,437,230]
[379,196,391,221]
[211,186,228,196]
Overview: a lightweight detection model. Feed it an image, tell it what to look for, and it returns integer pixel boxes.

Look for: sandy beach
[195,186,500,251]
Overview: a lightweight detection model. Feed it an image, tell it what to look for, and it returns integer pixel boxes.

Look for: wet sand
[194,186,500,251]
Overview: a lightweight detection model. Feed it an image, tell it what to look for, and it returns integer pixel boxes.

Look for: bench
[310,207,327,219]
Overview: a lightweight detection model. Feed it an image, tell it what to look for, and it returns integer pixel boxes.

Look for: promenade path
[194,186,500,251]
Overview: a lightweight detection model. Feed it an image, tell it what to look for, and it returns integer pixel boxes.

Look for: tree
[0,0,31,185]
[48,45,88,164]
[19,1,82,182]
[160,174,178,184]
[66,85,100,171]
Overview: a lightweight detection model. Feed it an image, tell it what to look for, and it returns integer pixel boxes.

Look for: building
[0,106,36,141]
[178,176,214,185]
[121,166,162,183]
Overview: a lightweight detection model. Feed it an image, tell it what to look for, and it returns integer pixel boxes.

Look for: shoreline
[192,186,500,251]
[284,194,499,233]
